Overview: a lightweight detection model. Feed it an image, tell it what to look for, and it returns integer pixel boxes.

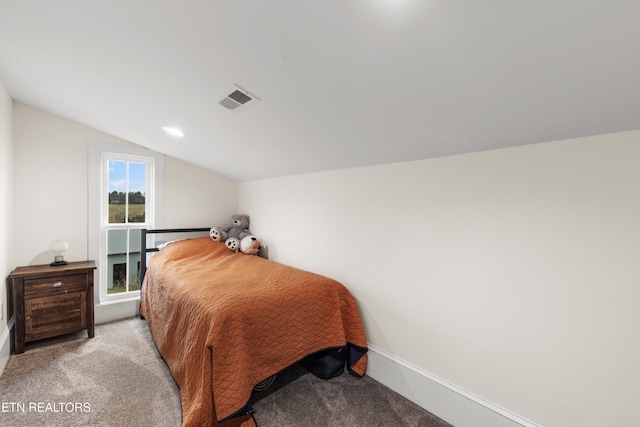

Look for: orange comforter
[140,237,368,426]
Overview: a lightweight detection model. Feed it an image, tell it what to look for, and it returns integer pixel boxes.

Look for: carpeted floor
[0,317,451,427]
[250,364,451,427]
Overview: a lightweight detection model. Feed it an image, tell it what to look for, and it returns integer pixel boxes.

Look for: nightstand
[9,260,96,354]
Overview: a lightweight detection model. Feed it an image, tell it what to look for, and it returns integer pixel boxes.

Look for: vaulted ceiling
[1,1,639,181]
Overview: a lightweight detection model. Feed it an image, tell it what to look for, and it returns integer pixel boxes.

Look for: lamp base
[50,260,69,266]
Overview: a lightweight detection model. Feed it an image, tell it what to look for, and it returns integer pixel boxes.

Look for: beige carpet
[0,318,181,426]
[0,317,451,427]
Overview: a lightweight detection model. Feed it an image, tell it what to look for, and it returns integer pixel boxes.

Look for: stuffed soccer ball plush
[240,235,261,255]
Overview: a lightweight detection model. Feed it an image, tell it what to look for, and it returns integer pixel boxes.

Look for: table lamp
[49,239,69,266]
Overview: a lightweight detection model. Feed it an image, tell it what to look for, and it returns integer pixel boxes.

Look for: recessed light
[162,126,186,138]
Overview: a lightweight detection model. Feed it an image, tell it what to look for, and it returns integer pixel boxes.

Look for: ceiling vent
[219,84,261,111]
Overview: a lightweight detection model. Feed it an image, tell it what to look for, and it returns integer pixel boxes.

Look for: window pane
[106,228,143,294]
[129,228,142,291]
[128,162,146,223]
[107,229,127,294]
[108,160,126,224]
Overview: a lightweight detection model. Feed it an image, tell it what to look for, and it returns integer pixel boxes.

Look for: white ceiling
[1,1,639,181]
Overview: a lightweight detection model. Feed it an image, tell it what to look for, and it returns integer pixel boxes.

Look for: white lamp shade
[49,239,69,255]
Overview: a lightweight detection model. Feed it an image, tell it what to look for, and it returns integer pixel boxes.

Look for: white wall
[0,79,13,372]
[163,156,238,229]
[12,103,121,266]
[11,103,238,321]
[239,130,640,427]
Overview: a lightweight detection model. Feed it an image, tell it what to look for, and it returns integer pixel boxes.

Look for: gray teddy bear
[210,214,252,252]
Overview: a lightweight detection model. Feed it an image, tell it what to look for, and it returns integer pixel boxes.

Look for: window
[89,143,164,304]
[105,159,146,295]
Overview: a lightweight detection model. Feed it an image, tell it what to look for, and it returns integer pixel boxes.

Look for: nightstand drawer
[24,274,87,297]
[25,292,87,342]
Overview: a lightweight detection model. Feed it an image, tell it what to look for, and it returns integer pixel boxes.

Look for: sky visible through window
[108,160,146,193]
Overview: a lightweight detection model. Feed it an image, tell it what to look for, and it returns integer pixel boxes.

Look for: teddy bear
[210,214,253,252]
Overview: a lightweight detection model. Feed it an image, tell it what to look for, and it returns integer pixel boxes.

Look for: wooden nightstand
[9,260,96,354]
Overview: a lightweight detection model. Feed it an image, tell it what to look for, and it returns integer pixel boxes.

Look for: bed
[139,228,368,427]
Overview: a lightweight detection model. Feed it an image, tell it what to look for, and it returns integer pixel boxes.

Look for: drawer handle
[52,281,63,288]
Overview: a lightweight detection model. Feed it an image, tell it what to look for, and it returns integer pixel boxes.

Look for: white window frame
[88,142,164,305]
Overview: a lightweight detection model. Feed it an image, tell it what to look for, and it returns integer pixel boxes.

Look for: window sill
[97,295,140,307]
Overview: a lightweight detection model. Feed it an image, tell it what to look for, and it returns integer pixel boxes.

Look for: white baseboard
[95,298,140,325]
[365,344,542,427]
[0,321,11,378]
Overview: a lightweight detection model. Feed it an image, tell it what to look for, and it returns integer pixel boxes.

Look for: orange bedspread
[140,237,368,426]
